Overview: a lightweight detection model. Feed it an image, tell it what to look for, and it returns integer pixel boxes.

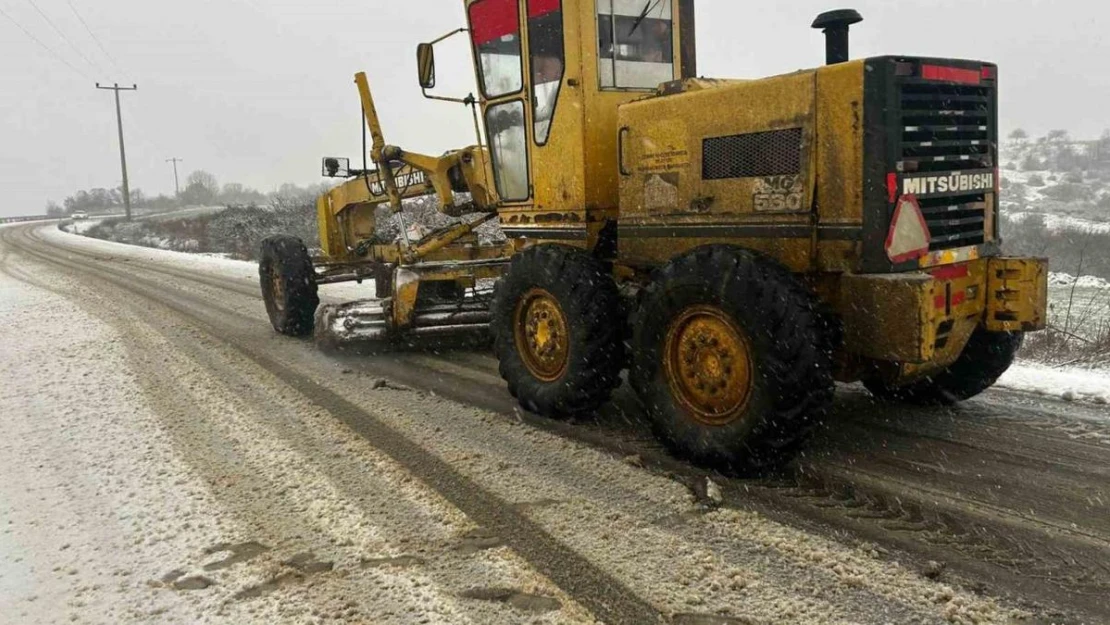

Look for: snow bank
[1005,211,1110,234]
[44,222,261,280]
[1049,272,1110,290]
[997,362,1110,405]
[41,224,370,301]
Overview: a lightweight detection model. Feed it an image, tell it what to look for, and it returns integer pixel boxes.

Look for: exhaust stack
[812,9,863,65]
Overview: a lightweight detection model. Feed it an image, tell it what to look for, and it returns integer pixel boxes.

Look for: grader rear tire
[630,246,834,473]
[863,329,1023,405]
[259,235,319,337]
[491,245,624,417]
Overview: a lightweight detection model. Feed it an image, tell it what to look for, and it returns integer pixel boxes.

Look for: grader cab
[259,0,1048,471]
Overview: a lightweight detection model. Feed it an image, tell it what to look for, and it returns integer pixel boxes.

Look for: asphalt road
[2,221,1107,624]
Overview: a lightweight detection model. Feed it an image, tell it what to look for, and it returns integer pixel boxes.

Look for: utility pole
[165,157,183,197]
[95,83,137,220]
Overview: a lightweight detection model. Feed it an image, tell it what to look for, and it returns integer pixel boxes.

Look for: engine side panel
[615,65,869,273]
[616,72,816,270]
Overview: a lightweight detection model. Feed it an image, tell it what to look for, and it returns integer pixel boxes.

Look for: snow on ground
[1049,271,1110,290]
[0,235,591,624]
[141,205,227,221]
[0,224,1045,624]
[0,267,247,623]
[1045,272,1110,339]
[1006,210,1110,233]
[43,222,369,302]
[998,362,1110,406]
[45,223,259,281]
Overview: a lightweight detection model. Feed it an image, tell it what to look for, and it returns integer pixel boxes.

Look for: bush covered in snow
[79,196,506,262]
[1040,182,1095,202]
[83,203,319,261]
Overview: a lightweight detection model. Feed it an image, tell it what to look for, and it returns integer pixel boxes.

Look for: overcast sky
[1,0,1108,216]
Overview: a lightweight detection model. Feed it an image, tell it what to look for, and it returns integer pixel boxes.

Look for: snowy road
[1,222,1107,624]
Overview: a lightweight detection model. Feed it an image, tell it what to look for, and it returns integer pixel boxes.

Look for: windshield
[469,0,524,98]
[597,0,674,89]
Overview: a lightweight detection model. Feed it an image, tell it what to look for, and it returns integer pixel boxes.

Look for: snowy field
[1006,210,1110,234]
[1046,272,1110,331]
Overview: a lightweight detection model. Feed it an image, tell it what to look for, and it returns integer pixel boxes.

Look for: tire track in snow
[8,222,1109,623]
[3,223,666,625]
[5,224,1017,625]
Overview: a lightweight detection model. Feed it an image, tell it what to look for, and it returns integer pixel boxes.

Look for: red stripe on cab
[528,0,560,18]
[470,0,520,46]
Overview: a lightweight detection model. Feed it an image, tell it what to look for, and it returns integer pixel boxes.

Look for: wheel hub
[513,288,569,382]
[664,305,754,426]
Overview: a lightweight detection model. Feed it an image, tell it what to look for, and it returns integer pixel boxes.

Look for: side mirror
[417,43,436,89]
[322,157,350,178]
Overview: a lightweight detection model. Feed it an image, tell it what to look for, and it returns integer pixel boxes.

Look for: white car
[72,211,88,220]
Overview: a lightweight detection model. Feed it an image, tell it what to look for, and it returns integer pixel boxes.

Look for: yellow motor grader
[260,1,1048,471]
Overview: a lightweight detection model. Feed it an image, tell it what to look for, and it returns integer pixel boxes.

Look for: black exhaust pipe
[812,9,863,65]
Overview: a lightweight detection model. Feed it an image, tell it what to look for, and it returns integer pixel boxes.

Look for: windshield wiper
[627,0,661,37]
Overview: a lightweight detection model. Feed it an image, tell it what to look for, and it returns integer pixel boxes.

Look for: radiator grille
[897,77,995,251]
[703,128,803,180]
[916,194,987,251]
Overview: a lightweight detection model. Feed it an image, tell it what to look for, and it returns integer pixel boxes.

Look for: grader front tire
[259,235,320,337]
[491,245,624,417]
[630,246,834,473]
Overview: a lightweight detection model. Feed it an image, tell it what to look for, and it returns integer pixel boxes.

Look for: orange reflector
[885,195,931,263]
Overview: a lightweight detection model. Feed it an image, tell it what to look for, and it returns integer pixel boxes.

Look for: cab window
[597,0,674,89]
[486,101,530,201]
[528,0,564,144]
[470,0,524,98]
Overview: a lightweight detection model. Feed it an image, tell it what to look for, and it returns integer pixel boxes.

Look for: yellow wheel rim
[270,267,286,312]
[513,288,570,382]
[663,305,754,426]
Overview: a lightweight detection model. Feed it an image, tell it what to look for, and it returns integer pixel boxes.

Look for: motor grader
[259,1,1048,471]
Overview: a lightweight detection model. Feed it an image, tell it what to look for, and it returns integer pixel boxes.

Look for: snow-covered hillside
[1000,133,1110,229]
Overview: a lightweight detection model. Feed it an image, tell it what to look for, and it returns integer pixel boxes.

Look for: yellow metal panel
[814,60,865,225]
[618,71,817,220]
[316,195,339,258]
[816,240,861,273]
[840,272,936,363]
[528,2,587,215]
[985,257,1049,332]
[391,268,421,329]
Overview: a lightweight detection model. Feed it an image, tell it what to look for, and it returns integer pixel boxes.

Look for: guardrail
[0,215,51,224]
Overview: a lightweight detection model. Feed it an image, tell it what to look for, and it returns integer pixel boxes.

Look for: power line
[23,0,103,74]
[64,0,125,77]
[0,5,88,78]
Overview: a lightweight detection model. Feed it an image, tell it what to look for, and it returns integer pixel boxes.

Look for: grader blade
[314,299,390,347]
[313,293,494,350]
